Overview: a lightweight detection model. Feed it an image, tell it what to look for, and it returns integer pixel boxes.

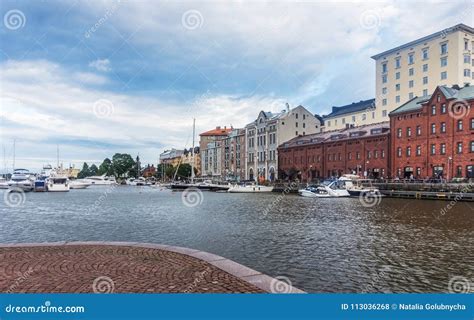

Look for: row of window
[281,149,386,165]
[396,118,474,138]
[396,141,474,157]
[326,110,388,127]
[396,165,474,179]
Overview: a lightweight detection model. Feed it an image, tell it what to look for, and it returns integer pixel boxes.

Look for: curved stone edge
[0,241,305,294]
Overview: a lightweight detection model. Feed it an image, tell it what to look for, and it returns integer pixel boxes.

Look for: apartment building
[390,84,474,180]
[323,99,376,131]
[199,126,232,178]
[222,128,246,181]
[373,23,474,122]
[245,105,323,182]
[278,122,390,181]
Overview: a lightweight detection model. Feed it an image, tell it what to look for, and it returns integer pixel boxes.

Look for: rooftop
[200,126,233,136]
[324,98,376,119]
[371,24,474,60]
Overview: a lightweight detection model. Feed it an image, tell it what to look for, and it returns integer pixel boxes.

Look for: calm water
[1,186,473,293]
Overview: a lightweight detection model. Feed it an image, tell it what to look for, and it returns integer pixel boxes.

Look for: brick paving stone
[0,245,265,293]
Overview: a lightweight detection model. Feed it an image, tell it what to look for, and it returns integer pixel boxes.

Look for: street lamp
[447,157,452,181]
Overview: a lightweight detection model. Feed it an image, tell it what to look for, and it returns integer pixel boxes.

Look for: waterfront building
[372,24,474,123]
[245,105,323,182]
[142,164,156,178]
[222,128,246,182]
[322,99,376,131]
[278,122,390,181]
[159,148,184,166]
[200,126,232,179]
[390,84,474,180]
[182,147,201,177]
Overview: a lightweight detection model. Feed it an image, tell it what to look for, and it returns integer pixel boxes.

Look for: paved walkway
[0,242,302,293]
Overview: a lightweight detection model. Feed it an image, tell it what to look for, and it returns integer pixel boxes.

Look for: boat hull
[228,185,274,193]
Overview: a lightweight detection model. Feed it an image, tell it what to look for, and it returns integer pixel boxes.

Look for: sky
[0,0,472,172]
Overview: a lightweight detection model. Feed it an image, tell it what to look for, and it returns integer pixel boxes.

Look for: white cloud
[88,58,111,72]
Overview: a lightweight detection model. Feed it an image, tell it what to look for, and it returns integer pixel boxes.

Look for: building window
[464,69,471,77]
[423,76,428,85]
[441,71,447,80]
[303,114,306,120]
[409,92,414,99]
[348,152,352,160]
[382,110,387,117]
[381,150,385,158]
[416,167,421,176]
[441,42,448,55]
[407,127,412,137]
[382,99,387,106]
[303,123,306,128]
[431,144,436,155]
[296,122,298,127]
[456,166,462,178]
[395,58,401,69]
[356,152,360,160]
[397,147,402,157]
[409,80,414,88]
[416,125,421,136]
[416,145,421,156]
[406,146,411,157]
[422,48,429,60]
[397,128,402,138]
[440,143,446,155]
[441,122,446,133]
[471,141,474,153]
[396,72,400,80]
[431,123,436,134]
[409,68,414,76]
[422,89,428,96]
[382,75,387,83]
[382,87,387,94]
[457,142,463,154]
[441,104,447,114]
[464,55,471,64]
[396,83,400,91]
[327,120,331,127]
[362,114,366,121]
[382,62,387,73]
[431,105,436,115]
[471,118,474,130]
[352,115,356,122]
[396,96,400,103]
[457,120,463,131]
[440,57,447,67]
[367,151,371,159]
[408,53,414,65]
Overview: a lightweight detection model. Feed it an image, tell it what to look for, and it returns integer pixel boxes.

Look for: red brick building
[390,85,474,180]
[278,122,391,181]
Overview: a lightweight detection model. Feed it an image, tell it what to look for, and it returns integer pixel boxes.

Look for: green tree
[112,153,135,177]
[77,162,90,178]
[98,158,114,176]
[89,164,99,176]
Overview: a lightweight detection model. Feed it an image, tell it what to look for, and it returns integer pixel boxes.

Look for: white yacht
[83,175,117,186]
[298,180,350,198]
[337,175,381,197]
[8,169,34,191]
[47,175,70,192]
[128,177,146,186]
[69,179,91,189]
[228,182,273,193]
[0,177,9,189]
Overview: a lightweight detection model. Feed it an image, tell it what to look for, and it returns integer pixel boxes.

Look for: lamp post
[447,157,452,182]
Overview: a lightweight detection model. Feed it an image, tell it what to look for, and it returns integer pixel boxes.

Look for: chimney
[216,126,221,130]
[452,84,461,90]
[286,103,290,112]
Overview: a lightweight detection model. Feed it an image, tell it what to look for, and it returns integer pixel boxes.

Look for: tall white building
[245,105,323,181]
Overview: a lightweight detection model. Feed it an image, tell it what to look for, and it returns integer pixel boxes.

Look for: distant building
[390,84,474,180]
[159,149,184,166]
[200,126,233,179]
[322,99,376,131]
[278,122,390,181]
[372,24,474,123]
[245,105,323,182]
[222,128,246,181]
[182,147,201,176]
[142,164,156,178]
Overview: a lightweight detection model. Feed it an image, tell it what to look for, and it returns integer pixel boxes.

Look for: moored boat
[83,175,117,186]
[228,182,273,193]
[298,180,350,198]
[47,176,70,192]
[69,179,91,189]
[8,169,34,192]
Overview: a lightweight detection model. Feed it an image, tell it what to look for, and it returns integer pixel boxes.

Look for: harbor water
[1,186,472,293]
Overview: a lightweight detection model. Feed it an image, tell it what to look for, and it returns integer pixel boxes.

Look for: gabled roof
[200,127,232,136]
[390,85,474,116]
[371,24,474,60]
[324,99,375,119]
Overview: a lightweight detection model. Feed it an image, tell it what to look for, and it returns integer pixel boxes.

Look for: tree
[98,158,114,176]
[77,162,90,179]
[89,164,98,176]
[112,153,135,177]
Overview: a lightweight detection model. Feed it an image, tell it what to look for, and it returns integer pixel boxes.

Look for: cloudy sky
[0,0,472,171]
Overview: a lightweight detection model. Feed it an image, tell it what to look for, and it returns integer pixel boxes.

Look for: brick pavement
[0,245,265,293]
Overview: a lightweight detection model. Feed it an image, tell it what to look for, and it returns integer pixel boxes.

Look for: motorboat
[34,177,47,192]
[128,177,146,186]
[83,175,117,185]
[69,179,91,189]
[337,175,381,197]
[0,177,9,189]
[47,174,70,192]
[8,169,34,191]
[228,182,273,193]
[170,180,230,192]
[298,180,350,198]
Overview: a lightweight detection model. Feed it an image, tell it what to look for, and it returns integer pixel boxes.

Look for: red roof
[199,127,232,136]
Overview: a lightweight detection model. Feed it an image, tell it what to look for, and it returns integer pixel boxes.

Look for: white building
[245,105,323,181]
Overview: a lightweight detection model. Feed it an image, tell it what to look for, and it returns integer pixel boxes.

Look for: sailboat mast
[191,118,195,184]
[12,139,16,172]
